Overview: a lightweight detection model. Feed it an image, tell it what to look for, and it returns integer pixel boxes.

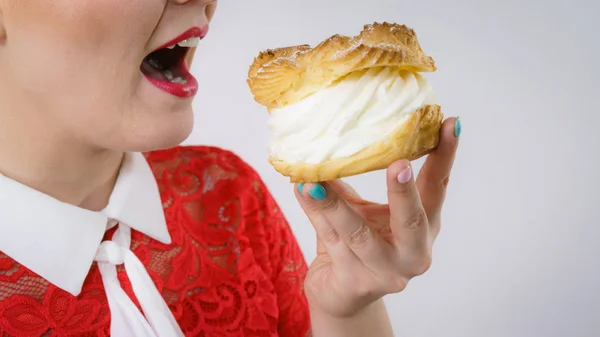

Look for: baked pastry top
[247,22,443,183]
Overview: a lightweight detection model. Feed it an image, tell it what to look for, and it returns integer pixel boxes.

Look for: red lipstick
[141,25,209,98]
[154,26,209,52]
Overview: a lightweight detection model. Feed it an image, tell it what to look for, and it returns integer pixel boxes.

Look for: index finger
[416,117,461,220]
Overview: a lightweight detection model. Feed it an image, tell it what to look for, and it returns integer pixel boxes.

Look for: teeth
[164,37,201,49]
[171,77,188,84]
[177,37,201,48]
[149,58,163,70]
[161,69,187,84]
[177,37,200,48]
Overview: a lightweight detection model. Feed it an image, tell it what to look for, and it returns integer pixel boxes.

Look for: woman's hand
[296,117,460,331]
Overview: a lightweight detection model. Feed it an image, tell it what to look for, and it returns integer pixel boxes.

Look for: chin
[121,107,195,153]
[141,129,192,152]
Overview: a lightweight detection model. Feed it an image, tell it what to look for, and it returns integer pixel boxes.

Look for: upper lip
[153,25,209,52]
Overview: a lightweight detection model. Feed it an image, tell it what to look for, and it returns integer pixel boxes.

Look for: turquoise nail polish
[297,183,304,195]
[308,184,327,201]
[454,117,462,137]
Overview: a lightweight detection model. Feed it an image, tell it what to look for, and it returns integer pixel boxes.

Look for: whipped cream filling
[267,67,436,164]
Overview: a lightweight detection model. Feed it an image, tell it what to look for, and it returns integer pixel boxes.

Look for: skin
[0,0,217,209]
[299,119,460,336]
[0,0,461,336]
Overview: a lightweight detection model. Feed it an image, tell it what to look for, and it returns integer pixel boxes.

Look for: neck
[0,110,123,212]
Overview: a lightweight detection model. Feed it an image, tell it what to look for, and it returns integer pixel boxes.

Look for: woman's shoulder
[143,145,276,222]
[144,145,263,186]
[145,144,256,172]
[142,147,310,336]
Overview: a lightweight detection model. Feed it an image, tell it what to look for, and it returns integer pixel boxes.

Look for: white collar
[0,152,171,296]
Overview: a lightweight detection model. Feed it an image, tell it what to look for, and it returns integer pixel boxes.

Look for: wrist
[308,299,394,337]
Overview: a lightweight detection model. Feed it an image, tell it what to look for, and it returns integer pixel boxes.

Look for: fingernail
[454,117,462,138]
[297,183,304,195]
[397,166,413,184]
[308,184,327,201]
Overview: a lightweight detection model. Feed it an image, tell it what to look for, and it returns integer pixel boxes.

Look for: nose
[170,0,211,5]
[168,0,217,21]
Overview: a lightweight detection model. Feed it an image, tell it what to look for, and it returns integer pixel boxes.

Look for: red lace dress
[0,146,311,337]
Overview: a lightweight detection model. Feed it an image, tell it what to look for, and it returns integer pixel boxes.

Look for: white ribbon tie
[94,223,184,337]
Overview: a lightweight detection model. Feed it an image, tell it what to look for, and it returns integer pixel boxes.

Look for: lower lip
[142,59,198,98]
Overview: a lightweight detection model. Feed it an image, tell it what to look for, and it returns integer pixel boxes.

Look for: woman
[0,0,460,336]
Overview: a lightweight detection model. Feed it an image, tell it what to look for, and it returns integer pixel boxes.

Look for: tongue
[141,59,168,82]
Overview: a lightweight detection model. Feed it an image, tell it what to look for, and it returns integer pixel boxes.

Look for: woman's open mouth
[141,27,207,98]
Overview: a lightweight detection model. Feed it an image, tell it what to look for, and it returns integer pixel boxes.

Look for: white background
[185,0,600,336]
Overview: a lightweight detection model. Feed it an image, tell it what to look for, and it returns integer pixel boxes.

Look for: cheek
[6,0,161,51]
[4,0,164,113]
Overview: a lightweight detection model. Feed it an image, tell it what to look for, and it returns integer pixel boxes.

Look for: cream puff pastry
[247,22,443,183]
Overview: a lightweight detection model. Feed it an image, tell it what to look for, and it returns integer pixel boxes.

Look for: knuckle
[318,197,340,213]
[419,172,451,191]
[442,176,450,188]
[404,209,428,230]
[347,222,371,248]
[323,227,340,243]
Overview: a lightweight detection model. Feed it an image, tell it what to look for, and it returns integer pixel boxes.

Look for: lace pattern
[0,146,310,336]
